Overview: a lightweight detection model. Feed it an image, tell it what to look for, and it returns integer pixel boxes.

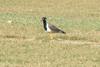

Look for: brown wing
[48,24,66,34]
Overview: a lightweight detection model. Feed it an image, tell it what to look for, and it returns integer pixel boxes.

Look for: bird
[41,17,66,34]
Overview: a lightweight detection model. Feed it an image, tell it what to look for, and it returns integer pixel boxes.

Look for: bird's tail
[60,30,66,34]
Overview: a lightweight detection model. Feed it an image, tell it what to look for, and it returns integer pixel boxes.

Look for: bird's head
[42,17,47,21]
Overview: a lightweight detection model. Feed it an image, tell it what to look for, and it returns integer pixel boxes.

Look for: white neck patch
[46,23,51,32]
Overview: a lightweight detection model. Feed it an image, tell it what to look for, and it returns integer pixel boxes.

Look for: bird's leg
[48,33,54,40]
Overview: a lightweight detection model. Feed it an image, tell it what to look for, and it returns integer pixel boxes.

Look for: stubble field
[0,0,100,67]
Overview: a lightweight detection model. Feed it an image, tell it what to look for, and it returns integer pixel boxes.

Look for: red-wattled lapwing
[41,17,66,34]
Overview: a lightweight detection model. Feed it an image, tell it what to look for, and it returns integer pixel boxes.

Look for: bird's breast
[46,23,51,32]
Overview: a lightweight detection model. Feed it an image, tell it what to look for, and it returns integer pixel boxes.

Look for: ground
[0,0,100,67]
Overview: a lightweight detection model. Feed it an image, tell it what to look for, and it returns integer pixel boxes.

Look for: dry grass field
[0,0,100,67]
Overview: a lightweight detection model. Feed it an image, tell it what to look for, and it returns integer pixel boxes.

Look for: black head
[41,17,47,31]
[42,17,47,21]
